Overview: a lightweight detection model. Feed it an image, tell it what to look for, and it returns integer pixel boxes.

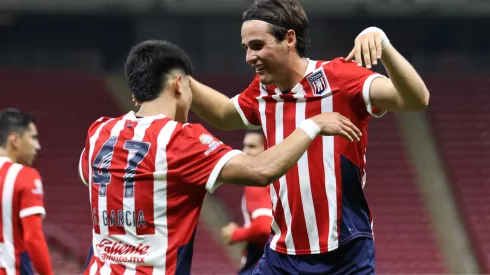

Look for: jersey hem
[270,233,373,255]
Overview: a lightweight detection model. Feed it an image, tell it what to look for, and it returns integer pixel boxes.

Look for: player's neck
[276,57,309,91]
[136,96,177,121]
[0,147,15,162]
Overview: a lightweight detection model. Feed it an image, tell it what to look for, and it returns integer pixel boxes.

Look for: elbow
[253,167,274,187]
[255,174,272,187]
[406,88,430,111]
[418,88,430,109]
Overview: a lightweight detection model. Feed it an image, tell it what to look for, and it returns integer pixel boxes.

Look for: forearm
[221,127,313,186]
[22,215,53,275]
[190,77,244,130]
[381,45,430,109]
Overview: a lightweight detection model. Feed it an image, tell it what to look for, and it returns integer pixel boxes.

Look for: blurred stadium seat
[428,74,490,274]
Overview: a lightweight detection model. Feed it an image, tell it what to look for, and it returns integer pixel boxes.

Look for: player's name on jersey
[92,209,147,227]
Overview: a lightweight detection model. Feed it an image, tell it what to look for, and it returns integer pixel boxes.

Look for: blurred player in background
[190,0,430,273]
[0,109,53,275]
[78,40,361,274]
[221,130,272,275]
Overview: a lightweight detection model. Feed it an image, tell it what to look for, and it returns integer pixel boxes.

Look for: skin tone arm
[190,77,246,131]
[218,112,362,186]
[346,29,430,111]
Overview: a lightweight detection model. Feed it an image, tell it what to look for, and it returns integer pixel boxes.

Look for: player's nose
[245,49,257,64]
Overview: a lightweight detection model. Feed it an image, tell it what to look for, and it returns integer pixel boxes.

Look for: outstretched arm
[218,112,362,187]
[346,27,430,111]
[190,77,247,131]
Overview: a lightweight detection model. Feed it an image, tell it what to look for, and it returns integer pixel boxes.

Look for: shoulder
[243,75,262,95]
[87,116,114,137]
[14,166,42,190]
[172,123,220,147]
[321,57,356,72]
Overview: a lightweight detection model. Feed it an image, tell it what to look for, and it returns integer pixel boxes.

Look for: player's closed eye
[249,43,264,51]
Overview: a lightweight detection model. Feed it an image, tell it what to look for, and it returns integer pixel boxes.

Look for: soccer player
[0,108,53,275]
[220,130,272,275]
[189,0,430,273]
[78,40,361,274]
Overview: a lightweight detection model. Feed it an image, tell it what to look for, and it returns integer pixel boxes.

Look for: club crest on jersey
[199,134,223,156]
[306,70,328,96]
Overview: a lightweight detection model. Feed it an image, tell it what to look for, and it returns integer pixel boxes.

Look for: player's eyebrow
[241,39,264,47]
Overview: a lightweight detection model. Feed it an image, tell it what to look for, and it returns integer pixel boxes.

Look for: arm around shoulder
[217,121,318,187]
[190,77,248,131]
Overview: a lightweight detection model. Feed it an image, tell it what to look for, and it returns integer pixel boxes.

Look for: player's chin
[258,74,272,85]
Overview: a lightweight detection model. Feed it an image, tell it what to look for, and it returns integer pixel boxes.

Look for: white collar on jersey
[125,111,166,122]
[0,156,13,163]
[275,58,317,95]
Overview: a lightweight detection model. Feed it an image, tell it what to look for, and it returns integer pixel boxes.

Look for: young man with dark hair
[221,130,272,275]
[190,0,430,273]
[0,108,53,275]
[79,39,361,274]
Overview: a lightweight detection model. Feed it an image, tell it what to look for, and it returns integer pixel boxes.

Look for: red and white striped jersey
[241,186,272,230]
[78,112,242,274]
[0,157,46,275]
[239,186,272,271]
[233,58,386,255]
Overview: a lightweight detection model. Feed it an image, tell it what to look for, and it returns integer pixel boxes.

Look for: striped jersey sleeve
[232,75,262,129]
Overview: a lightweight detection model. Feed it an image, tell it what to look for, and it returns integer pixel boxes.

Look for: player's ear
[131,95,141,107]
[174,75,183,97]
[285,29,296,51]
[8,132,21,149]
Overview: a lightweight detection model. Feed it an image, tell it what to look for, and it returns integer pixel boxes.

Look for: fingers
[335,114,362,142]
[345,49,355,63]
[341,123,361,142]
[354,39,362,67]
[339,129,354,142]
[374,33,383,60]
[340,117,362,138]
[348,32,383,68]
[362,38,371,69]
[368,35,377,66]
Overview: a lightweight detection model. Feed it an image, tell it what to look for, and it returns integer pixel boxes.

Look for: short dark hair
[243,0,310,57]
[0,108,36,148]
[124,40,193,103]
[246,129,264,136]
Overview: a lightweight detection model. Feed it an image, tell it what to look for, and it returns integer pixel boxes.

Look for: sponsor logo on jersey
[199,134,223,155]
[96,238,149,264]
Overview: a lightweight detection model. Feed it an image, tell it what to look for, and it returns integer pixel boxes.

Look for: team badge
[306,70,329,95]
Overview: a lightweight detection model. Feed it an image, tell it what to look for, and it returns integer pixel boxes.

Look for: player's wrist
[359,27,390,49]
[299,119,321,140]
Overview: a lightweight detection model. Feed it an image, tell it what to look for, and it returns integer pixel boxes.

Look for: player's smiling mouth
[254,65,265,73]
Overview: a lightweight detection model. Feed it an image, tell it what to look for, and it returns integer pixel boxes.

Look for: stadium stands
[428,75,490,274]
[364,114,447,274]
